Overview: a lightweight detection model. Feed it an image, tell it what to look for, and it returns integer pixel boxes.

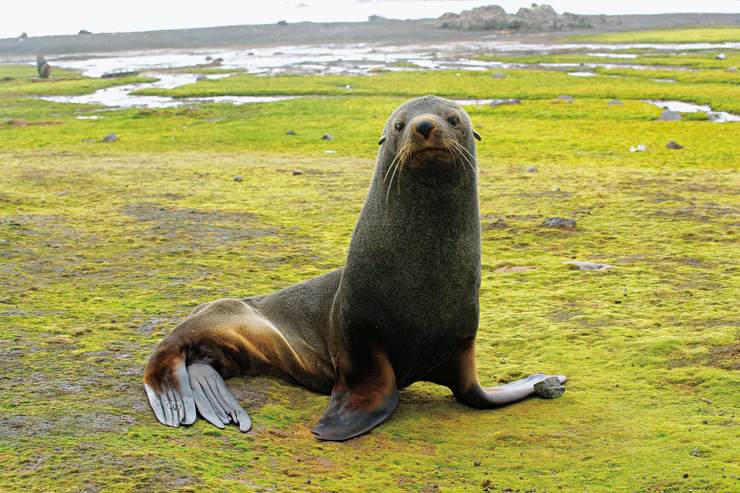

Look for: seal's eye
[395,122,405,132]
[447,116,459,127]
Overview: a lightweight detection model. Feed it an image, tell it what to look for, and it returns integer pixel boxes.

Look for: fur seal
[143,95,566,441]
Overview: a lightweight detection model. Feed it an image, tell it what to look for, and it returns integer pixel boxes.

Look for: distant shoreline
[1,13,738,57]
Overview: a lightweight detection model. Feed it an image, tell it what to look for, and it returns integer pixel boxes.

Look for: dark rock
[102,133,118,143]
[473,460,481,466]
[666,140,684,149]
[233,175,243,182]
[292,170,303,176]
[533,377,565,399]
[205,55,213,61]
[526,166,538,173]
[195,75,206,82]
[78,29,92,35]
[19,32,28,39]
[715,53,726,60]
[543,217,576,228]
[277,20,288,26]
[608,99,623,105]
[286,130,296,135]
[659,110,682,121]
[36,55,51,79]
[321,133,333,141]
[439,3,591,32]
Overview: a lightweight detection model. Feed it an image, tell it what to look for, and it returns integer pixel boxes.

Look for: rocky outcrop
[439,3,591,32]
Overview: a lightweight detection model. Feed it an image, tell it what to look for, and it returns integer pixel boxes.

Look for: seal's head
[378,96,480,184]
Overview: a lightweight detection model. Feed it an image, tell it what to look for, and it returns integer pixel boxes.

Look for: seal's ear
[378,136,386,146]
[473,131,482,142]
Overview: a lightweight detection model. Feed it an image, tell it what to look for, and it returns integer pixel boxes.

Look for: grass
[475,51,740,70]
[0,49,738,492]
[567,26,740,44]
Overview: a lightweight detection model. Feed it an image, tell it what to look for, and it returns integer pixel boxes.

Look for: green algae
[0,41,738,492]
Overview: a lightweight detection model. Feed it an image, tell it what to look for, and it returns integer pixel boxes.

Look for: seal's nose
[414,119,436,140]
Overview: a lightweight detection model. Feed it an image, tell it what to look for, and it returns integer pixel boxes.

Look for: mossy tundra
[0,37,738,492]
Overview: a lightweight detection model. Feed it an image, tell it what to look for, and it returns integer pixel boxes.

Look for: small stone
[473,460,481,466]
[344,84,352,89]
[565,261,614,271]
[526,166,538,173]
[683,473,689,479]
[658,110,682,121]
[608,99,623,105]
[321,133,333,141]
[533,377,565,399]
[195,74,206,82]
[691,447,701,457]
[716,53,726,60]
[727,66,737,73]
[556,95,574,102]
[292,170,303,176]
[666,140,684,150]
[233,175,243,182]
[543,217,576,228]
[102,133,118,142]
[629,144,647,153]
[286,130,296,135]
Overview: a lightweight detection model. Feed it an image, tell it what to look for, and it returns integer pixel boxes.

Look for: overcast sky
[3,1,738,39]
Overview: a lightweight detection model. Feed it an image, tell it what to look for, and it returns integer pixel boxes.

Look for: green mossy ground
[0,40,738,493]
[567,26,740,44]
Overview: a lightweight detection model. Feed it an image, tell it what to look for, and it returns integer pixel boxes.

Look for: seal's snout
[414,118,436,140]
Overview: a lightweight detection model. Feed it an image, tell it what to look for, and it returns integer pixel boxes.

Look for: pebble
[608,99,623,105]
[286,130,296,135]
[321,133,333,141]
[526,166,538,173]
[490,72,507,78]
[666,140,684,150]
[292,170,303,176]
[533,377,565,399]
[543,217,576,228]
[658,110,682,121]
[233,175,243,182]
[102,133,118,142]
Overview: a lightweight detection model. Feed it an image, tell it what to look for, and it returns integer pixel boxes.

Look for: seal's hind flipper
[312,349,398,441]
[144,358,197,428]
[188,363,252,432]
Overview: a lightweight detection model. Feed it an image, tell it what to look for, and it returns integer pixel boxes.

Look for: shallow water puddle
[644,100,740,123]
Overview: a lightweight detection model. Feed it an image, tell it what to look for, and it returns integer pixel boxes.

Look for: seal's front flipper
[188,363,252,432]
[144,355,197,428]
[312,349,398,441]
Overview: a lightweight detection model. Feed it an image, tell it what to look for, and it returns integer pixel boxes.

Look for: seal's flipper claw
[188,363,251,432]
[312,390,398,441]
